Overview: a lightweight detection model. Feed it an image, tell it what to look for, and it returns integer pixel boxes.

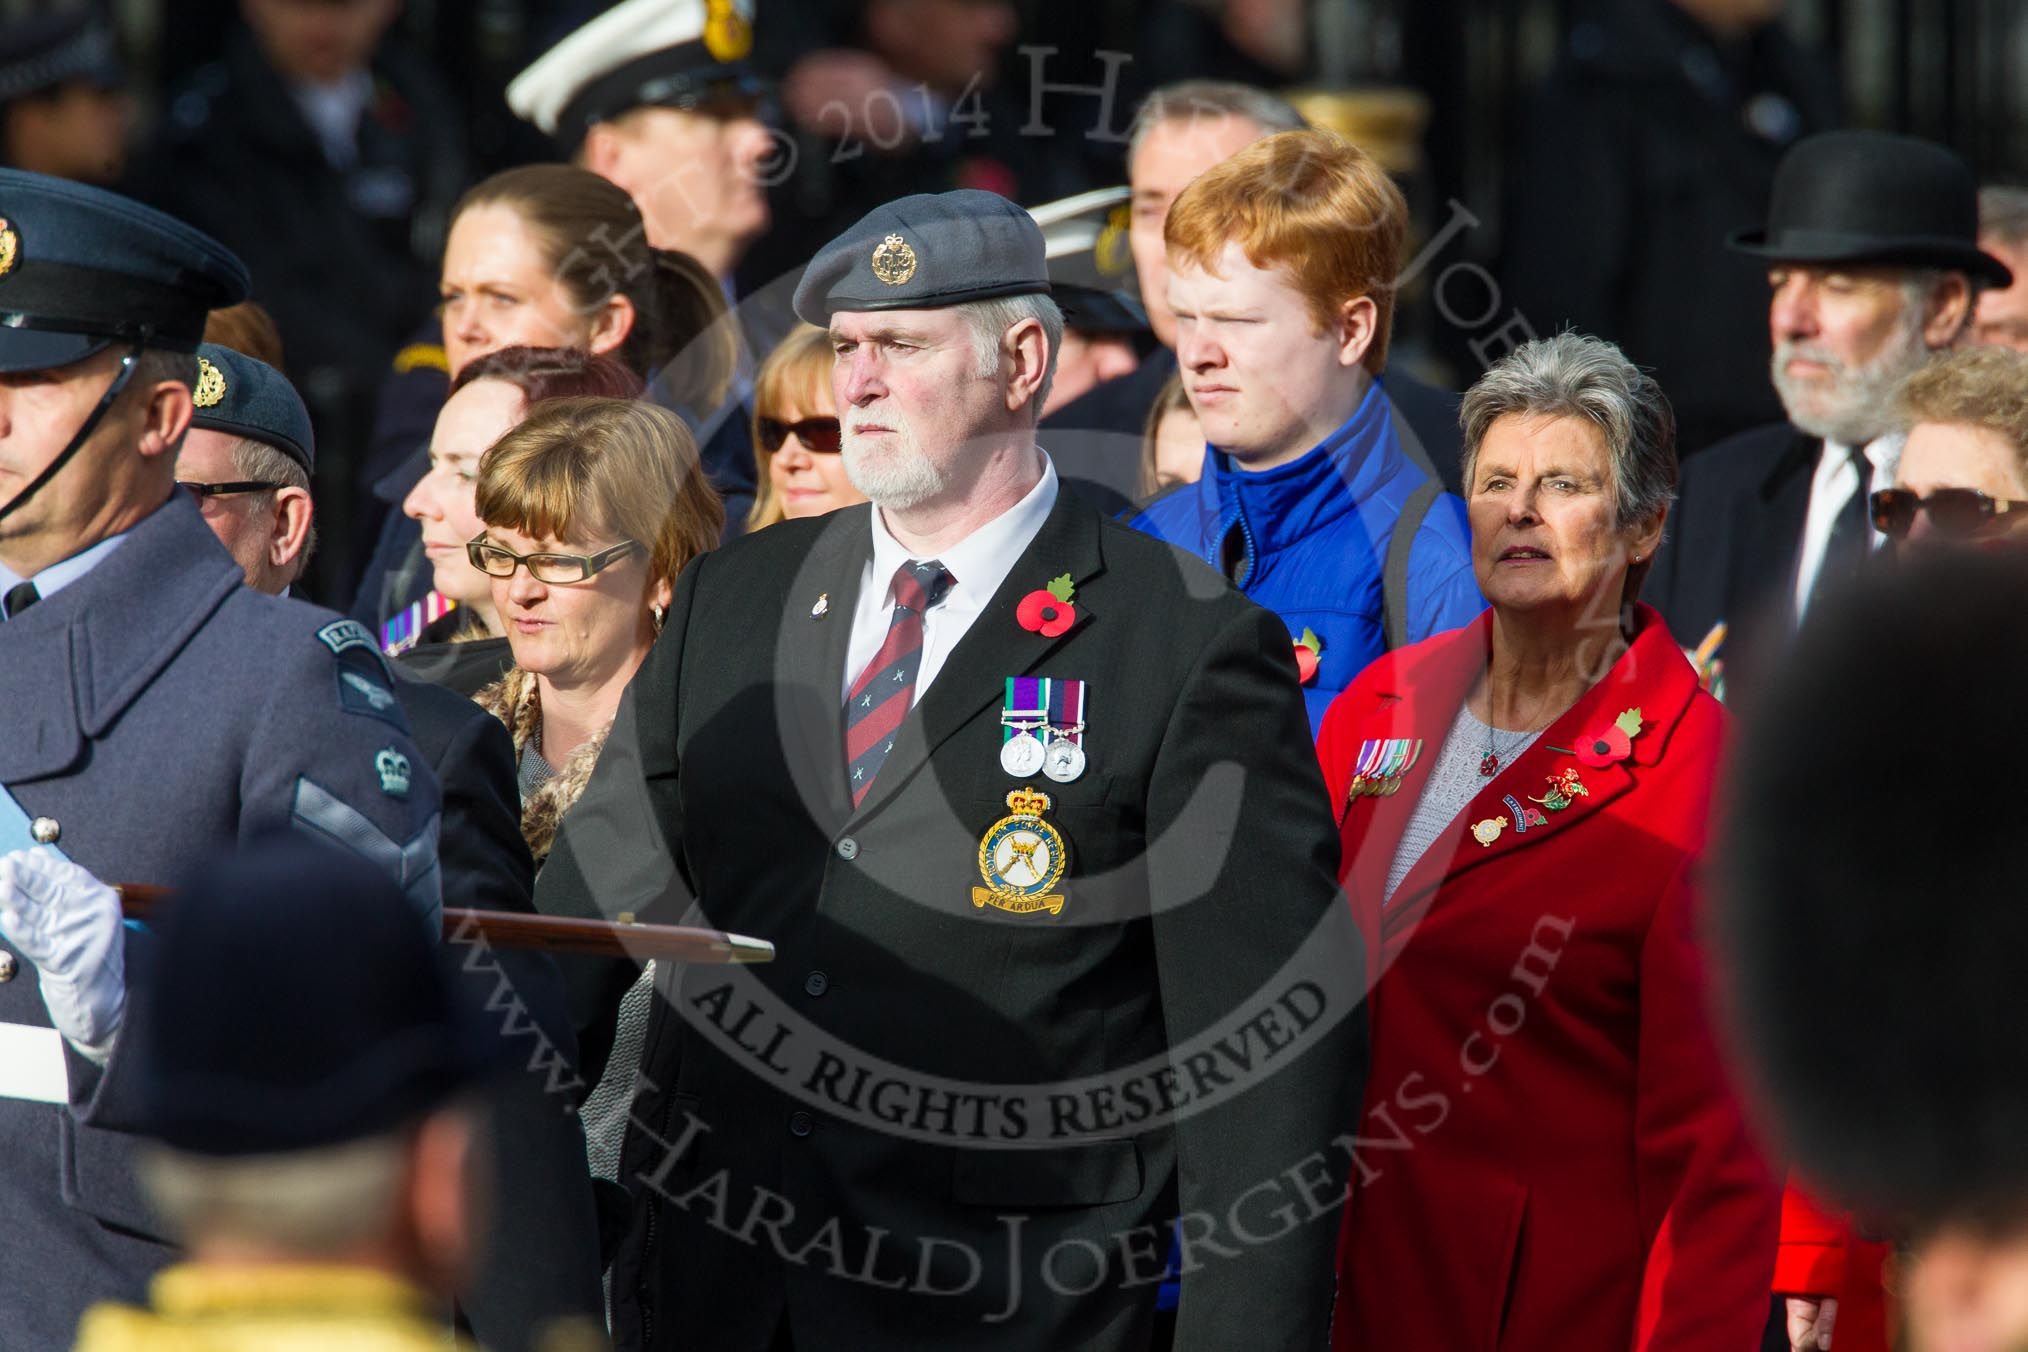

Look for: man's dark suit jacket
[1646,420,1818,709]
[395,678,605,1352]
[533,485,1368,1351]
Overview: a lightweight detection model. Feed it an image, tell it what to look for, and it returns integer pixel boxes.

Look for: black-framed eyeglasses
[1869,487,2028,539]
[179,480,282,499]
[466,535,643,584]
[757,416,842,455]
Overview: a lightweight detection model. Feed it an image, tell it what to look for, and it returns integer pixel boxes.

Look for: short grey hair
[1127,80,1307,163]
[1981,185,2028,251]
[1461,333,1678,531]
[958,293,1064,419]
[138,1132,409,1255]
[229,434,318,577]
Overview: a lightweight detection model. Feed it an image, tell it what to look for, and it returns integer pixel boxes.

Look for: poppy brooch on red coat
[1017,574,1077,638]
[1568,707,1643,768]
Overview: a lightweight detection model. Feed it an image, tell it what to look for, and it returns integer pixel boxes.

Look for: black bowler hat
[1730,130,2013,287]
[0,168,247,372]
[793,189,1051,327]
[136,835,499,1157]
[190,343,315,473]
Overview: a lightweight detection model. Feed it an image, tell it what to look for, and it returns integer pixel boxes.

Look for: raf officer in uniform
[0,170,441,1349]
[176,341,606,1352]
[536,191,1365,1350]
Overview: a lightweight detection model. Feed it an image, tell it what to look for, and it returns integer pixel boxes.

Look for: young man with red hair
[1127,130,1482,732]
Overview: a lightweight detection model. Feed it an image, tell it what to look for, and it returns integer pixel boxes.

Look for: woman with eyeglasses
[467,394,719,1262]
[470,395,720,826]
[1874,346,2028,548]
[743,324,866,531]
[396,348,645,694]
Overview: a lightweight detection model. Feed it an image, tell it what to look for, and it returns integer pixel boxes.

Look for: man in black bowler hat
[71,835,508,1350]
[0,168,441,1348]
[535,188,1365,1351]
[177,338,607,1352]
[1648,130,2011,705]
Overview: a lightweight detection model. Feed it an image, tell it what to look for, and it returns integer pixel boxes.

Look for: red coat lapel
[1338,607,1703,941]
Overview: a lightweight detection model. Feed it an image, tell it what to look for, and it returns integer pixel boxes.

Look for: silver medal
[1043,737,1086,783]
[1000,732,1045,776]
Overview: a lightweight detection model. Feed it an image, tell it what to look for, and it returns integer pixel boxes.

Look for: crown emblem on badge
[0,217,19,277]
[702,0,753,62]
[1005,786,1051,817]
[375,746,412,799]
[193,357,226,408]
[871,233,917,286]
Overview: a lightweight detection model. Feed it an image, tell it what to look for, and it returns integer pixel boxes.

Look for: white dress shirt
[840,460,1059,704]
[0,530,128,613]
[1791,433,1902,622]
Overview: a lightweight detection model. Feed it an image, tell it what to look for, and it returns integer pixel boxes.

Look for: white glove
[0,850,126,1059]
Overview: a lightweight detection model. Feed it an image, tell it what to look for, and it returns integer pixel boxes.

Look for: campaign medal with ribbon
[1042,677,1088,783]
[1347,737,1424,800]
[999,677,1048,776]
[1001,676,1090,783]
[973,787,1069,916]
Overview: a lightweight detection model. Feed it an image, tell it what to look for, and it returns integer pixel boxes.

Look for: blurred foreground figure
[1717,549,2028,1352]
[71,837,502,1352]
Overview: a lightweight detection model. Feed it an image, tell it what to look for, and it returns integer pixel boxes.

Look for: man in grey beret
[536,188,1366,1351]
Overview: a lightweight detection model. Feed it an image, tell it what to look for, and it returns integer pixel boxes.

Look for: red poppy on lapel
[1017,574,1077,637]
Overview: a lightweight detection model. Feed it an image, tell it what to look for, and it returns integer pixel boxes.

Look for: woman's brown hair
[450,165,737,415]
[475,397,723,591]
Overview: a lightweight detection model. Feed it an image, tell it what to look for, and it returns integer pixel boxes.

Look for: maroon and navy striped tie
[844,559,954,805]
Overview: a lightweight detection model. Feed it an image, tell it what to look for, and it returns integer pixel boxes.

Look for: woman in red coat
[1318,334,1780,1351]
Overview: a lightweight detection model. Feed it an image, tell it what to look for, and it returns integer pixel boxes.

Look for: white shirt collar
[0,529,128,603]
[865,458,1059,606]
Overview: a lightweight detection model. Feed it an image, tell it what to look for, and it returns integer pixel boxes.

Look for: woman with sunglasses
[1874,346,2028,548]
[744,324,866,531]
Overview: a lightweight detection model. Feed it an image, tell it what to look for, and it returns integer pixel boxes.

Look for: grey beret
[792,189,1050,327]
[189,342,315,473]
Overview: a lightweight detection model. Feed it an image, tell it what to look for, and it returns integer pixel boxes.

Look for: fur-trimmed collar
[472,667,610,867]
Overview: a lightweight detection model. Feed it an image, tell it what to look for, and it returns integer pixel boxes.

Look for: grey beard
[842,415,947,511]
[1771,320,1932,446]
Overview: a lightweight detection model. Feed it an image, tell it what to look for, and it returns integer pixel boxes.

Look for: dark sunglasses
[179,479,282,499]
[1869,487,2028,539]
[466,536,642,584]
[758,416,842,455]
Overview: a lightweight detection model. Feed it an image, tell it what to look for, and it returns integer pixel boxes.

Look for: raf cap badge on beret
[0,217,17,277]
[872,233,917,286]
[193,356,225,409]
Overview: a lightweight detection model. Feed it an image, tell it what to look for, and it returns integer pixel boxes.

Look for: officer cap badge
[704,0,753,62]
[871,233,917,286]
[375,747,412,800]
[972,786,1068,916]
[0,218,18,277]
[193,356,226,409]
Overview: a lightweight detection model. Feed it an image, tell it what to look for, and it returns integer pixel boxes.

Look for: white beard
[1771,308,1933,446]
[842,410,947,510]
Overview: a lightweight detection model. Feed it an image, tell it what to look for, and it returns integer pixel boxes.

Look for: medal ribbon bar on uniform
[1001,676,1047,742]
[1046,677,1086,748]
[381,591,458,656]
